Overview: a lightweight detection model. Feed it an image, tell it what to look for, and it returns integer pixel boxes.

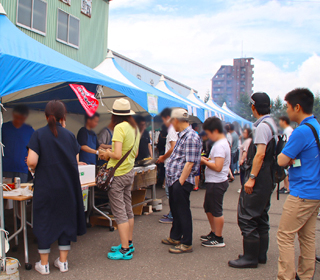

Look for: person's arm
[99,144,112,150]
[179,162,194,185]
[106,141,122,160]
[148,143,153,158]
[77,154,87,165]
[81,145,98,155]
[244,144,266,194]
[157,141,176,163]
[240,151,247,166]
[201,157,224,172]
[27,149,39,171]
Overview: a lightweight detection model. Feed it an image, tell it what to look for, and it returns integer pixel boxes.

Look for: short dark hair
[229,123,235,131]
[255,106,270,115]
[85,112,100,122]
[225,123,230,132]
[135,115,146,124]
[279,116,290,125]
[284,88,314,114]
[160,108,172,118]
[191,123,198,130]
[13,105,29,116]
[203,117,223,133]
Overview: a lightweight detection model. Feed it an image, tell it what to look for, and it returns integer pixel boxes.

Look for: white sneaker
[54,258,68,272]
[35,261,50,275]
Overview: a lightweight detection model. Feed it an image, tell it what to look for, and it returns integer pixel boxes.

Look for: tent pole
[151,117,156,202]
[0,99,6,270]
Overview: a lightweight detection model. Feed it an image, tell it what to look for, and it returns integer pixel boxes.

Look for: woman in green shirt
[100,99,140,260]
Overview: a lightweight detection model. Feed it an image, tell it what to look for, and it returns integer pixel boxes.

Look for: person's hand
[244,178,255,194]
[156,155,165,164]
[78,162,87,166]
[239,159,244,166]
[99,149,111,161]
[288,159,296,166]
[201,157,209,165]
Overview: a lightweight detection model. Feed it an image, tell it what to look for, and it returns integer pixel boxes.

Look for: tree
[313,94,320,121]
[232,93,254,122]
[216,94,229,107]
[270,96,286,123]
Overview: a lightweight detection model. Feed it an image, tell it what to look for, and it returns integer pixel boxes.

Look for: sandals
[110,243,135,253]
[107,250,133,260]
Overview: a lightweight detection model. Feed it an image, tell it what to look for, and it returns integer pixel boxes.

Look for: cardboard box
[78,165,96,185]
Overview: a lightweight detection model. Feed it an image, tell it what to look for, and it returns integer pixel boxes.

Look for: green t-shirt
[107,121,140,177]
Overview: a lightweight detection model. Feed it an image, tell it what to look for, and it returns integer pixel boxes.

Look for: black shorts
[203,181,229,217]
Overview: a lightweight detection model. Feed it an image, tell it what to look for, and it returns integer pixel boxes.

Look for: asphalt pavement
[6,176,320,280]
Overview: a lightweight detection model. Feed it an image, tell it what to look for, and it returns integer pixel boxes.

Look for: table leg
[91,188,113,230]
[21,201,32,270]
[12,201,18,246]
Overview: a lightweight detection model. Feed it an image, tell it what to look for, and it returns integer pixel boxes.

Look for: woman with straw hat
[99,98,140,260]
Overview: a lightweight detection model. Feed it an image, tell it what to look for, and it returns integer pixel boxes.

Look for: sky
[108,0,320,100]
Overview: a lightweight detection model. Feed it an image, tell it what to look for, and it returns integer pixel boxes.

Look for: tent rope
[96,85,105,107]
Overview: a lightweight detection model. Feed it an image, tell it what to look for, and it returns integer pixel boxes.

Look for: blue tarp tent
[156,76,205,122]
[222,103,253,128]
[94,51,193,115]
[0,10,173,116]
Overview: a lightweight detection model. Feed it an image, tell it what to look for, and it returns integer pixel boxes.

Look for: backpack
[263,121,287,183]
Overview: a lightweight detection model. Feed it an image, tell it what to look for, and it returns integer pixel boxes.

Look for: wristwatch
[249,174,256,180]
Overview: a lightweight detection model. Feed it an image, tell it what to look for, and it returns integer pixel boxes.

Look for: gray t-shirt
[205,138,231,183]
[97,127,113,145]
[254,115,278,145]
[231,131,239,153]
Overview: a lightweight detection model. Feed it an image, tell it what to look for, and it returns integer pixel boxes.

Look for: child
[200,117,231,248]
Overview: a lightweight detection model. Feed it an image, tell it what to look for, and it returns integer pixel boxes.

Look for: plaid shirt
[166,125,202,187]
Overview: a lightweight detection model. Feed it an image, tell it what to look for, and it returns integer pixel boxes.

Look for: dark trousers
[238,167,273,239]
[169,180,193,245]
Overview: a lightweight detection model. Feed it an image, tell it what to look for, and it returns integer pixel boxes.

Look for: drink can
[14,177,21,189]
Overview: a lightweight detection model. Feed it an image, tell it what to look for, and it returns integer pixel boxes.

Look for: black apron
[237,127,276,239]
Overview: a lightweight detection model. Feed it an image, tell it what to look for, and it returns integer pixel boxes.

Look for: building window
[57,9,80,48]
[227,81,232,85]
[227,87,232,92]
[17,0,47,35]
[227,74,232,79]
[241,67,246,72]
[215,74,224,79]
[241,75,245,79]
[240,87,245,92]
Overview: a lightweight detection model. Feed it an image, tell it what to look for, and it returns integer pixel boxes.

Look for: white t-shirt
[164,125,178,167]
[205,138,231,183]
[283,126,294,141]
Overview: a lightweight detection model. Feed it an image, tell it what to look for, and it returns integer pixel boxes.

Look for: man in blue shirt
[77,113,100,165]
[3,105,34,183]
[277,88,320,280]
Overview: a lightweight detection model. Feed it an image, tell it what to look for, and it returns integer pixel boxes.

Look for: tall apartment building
[211,58,254,106]
[3,0,109,68]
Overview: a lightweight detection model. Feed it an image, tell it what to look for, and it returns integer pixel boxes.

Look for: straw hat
[109,98,135,116]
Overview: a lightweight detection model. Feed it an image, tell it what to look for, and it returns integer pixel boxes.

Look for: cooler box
[78,165,96,185]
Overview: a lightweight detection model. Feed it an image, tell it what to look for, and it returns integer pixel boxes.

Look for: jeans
[169,180,193,245]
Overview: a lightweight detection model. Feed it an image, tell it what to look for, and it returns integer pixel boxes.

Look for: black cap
[250,92,270,108]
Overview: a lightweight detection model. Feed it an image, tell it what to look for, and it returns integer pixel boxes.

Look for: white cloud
[154,5,177,12]
[254,54,320,100]
[108,0,320,100]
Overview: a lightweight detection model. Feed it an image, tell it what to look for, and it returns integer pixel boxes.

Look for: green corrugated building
[2,0,109,68]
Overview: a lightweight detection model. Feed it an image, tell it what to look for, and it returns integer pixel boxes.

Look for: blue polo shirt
[282,116,320,200]
[2,122,34,174]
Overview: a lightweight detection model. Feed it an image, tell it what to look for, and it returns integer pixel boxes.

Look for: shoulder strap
[113,128,138,170]
[304,123,320,151]
[262,120,275,136]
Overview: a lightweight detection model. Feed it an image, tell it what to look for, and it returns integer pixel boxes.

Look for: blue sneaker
[107,250,133,260]
[110,243,135,253]
[159,217,173,224]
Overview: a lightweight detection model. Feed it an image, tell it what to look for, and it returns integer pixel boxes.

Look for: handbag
[96,129,137,192]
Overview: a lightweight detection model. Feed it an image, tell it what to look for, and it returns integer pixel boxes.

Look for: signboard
[81,0,92,17]
[147,93,158,114]
[69,84,99,116]
[60,0,71,5]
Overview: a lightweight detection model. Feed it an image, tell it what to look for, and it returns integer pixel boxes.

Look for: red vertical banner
[69,84,99,116]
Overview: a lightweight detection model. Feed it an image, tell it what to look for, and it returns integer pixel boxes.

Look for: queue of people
[1,87,320,278]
